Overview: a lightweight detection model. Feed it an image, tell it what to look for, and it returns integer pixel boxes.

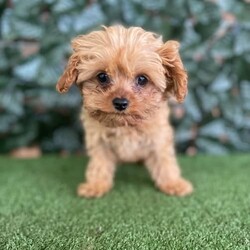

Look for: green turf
[0,155,249,250]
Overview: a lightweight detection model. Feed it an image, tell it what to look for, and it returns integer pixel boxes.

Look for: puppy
[56,25,193,198]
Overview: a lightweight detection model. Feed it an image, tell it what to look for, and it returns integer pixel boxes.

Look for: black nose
[112,98,129,111]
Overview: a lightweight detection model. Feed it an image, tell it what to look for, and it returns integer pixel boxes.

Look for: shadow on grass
[116,163,153,189]
[48,157,154,196]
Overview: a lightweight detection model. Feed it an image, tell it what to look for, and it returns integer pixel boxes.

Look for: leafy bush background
[0,0,250,154]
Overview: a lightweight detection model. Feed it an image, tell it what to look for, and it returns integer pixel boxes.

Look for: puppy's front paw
[77,181,112,198]
[158,178,193,197]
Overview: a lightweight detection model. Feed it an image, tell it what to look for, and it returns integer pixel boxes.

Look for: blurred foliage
[0,0,250,154]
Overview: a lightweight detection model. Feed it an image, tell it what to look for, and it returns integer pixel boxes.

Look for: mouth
[88,109,144,127]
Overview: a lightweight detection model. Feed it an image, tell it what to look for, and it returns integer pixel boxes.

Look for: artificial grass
[0,155,249,250]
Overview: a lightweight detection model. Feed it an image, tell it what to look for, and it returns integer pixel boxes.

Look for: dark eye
[136,75,148,86]
[96,72,110,85]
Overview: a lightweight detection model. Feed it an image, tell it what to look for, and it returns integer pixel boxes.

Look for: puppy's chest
[103,128,153,162]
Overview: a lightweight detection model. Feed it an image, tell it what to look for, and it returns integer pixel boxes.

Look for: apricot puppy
[56,25,193,198]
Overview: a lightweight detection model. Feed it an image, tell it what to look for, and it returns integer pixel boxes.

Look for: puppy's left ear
[56,53,79,93]
[158,41,188,102]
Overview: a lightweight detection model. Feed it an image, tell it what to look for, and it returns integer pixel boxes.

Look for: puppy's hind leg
[77,148,116,198]
[145,145,193,197]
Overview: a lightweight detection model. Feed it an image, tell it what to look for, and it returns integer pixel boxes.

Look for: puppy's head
[56,26,187,127]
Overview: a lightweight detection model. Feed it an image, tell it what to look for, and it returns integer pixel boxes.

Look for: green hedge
[1,0,250,154]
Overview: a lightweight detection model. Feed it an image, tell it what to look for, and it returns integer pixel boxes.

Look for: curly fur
[56,25,193,198]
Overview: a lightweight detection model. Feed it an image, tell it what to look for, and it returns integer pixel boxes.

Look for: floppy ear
[56,53,79,93]
[158,41,188,102]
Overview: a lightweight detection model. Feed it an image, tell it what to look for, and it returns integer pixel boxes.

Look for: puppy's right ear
[56,54,79,93]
